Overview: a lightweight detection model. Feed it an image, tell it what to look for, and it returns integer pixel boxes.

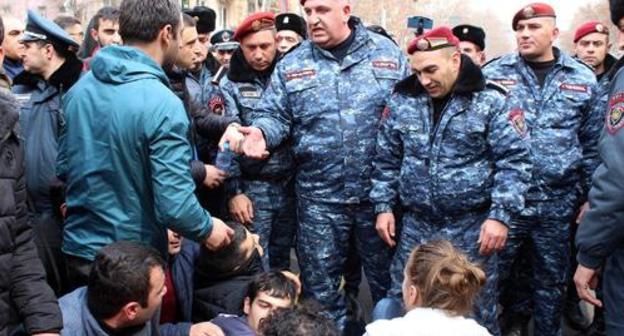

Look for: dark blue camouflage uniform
[249,17,409,330]
[220,49,296,270]
[483,48,603,336]
[371,56,532,335]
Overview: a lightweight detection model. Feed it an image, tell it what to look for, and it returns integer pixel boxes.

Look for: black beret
[184,6,216,34]
[452,24,485,51]
[275,13,306,39]
[611,0,624,26]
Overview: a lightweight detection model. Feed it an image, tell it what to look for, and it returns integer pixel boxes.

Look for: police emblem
[251,20,262,31]
[416,38,430,51]
[607,93,624,134]
[509,108,527,138]
[283,16,289,24]
[523,6,535,18]
[596,24,604,33]
[209,95,225,115]
[463,27,469,34]
[222,31,231,42]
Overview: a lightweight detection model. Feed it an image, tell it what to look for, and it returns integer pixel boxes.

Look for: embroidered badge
[372,60,398,71]
[209,95,225,115]
[285,69,316,81]
[560,83,588,93]
[607,92,624,134]
[508,108,527,138]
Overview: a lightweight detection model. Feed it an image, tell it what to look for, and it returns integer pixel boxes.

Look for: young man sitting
[210,271,298,335]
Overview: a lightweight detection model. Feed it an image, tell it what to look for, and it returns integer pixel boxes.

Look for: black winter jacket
[0,90,62,335]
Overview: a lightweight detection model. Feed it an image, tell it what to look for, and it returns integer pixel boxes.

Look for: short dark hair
[260,301,339,336]
[0,16,5,46]
[87,241,166,320]
[196,221,249,274]
[54,15,81,30]
[119,0,181,44]
[182,13,196,28]
[92,6,120,30]
[247,272,297,304]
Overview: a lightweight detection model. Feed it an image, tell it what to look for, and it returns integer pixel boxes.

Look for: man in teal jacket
[56,0,233,289]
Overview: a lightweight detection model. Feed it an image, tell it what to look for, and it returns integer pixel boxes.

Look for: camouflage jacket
[220,49,294,198]
[370,56,532,225]
[483,48,602,202]
[250,17,409,204]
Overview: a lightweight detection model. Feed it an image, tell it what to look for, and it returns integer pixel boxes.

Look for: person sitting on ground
[193,221,265,321]
[160,230,225,336]
[59,241,168,335]
[210,271,299,335]
[365,240,492,336]
[259,301,339,336]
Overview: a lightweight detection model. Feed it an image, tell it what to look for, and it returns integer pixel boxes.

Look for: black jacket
[0,90,62,335]
[192,250,263,322]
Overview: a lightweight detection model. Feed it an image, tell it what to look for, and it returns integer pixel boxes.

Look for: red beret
[574,21,609,43]
[233,12,276,42]
[407,26,459,55]
[512,3,556,30]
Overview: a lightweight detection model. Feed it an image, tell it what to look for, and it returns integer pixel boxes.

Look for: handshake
[218,123,270,159]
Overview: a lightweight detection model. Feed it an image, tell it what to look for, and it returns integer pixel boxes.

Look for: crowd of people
[1,0,624,335]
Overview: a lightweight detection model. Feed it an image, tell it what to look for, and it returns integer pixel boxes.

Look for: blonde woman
[365,240,491,336]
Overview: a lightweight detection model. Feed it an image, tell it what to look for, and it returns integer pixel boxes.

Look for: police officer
[165,14,229,194]
[219,0,409,330]
[452,24,486,67]
[219,12,296,271]
[275,13,306,54]
[564,19,618,333]
[371,27,531,336]
[574,21,617,82]
[573,3,624,336]
[482,3,603,336]
[211,29,238,69]
[12,10,83,296]
[184,6,219,75]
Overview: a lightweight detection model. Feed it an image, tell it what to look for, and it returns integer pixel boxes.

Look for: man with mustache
[370,27,531,336]
[483,3,603,335]
[218,0,409,331]
[219,12,296,272]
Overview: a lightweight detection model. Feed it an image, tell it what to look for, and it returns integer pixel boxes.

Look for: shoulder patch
[607,92,624,134]
[486,80,509,95]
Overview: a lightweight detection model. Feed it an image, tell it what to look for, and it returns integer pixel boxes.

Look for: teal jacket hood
[90,45,171,86]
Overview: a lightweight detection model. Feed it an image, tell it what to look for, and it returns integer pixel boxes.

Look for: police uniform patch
[209,95,225,115]
[240,86,262,98]
[508,108,527,138]
[286,69,316,81]
[381,106,391,120]
[372,60,398,70]
[560,83,588,93]
[607,92,624,134]
[494,79,517,88]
